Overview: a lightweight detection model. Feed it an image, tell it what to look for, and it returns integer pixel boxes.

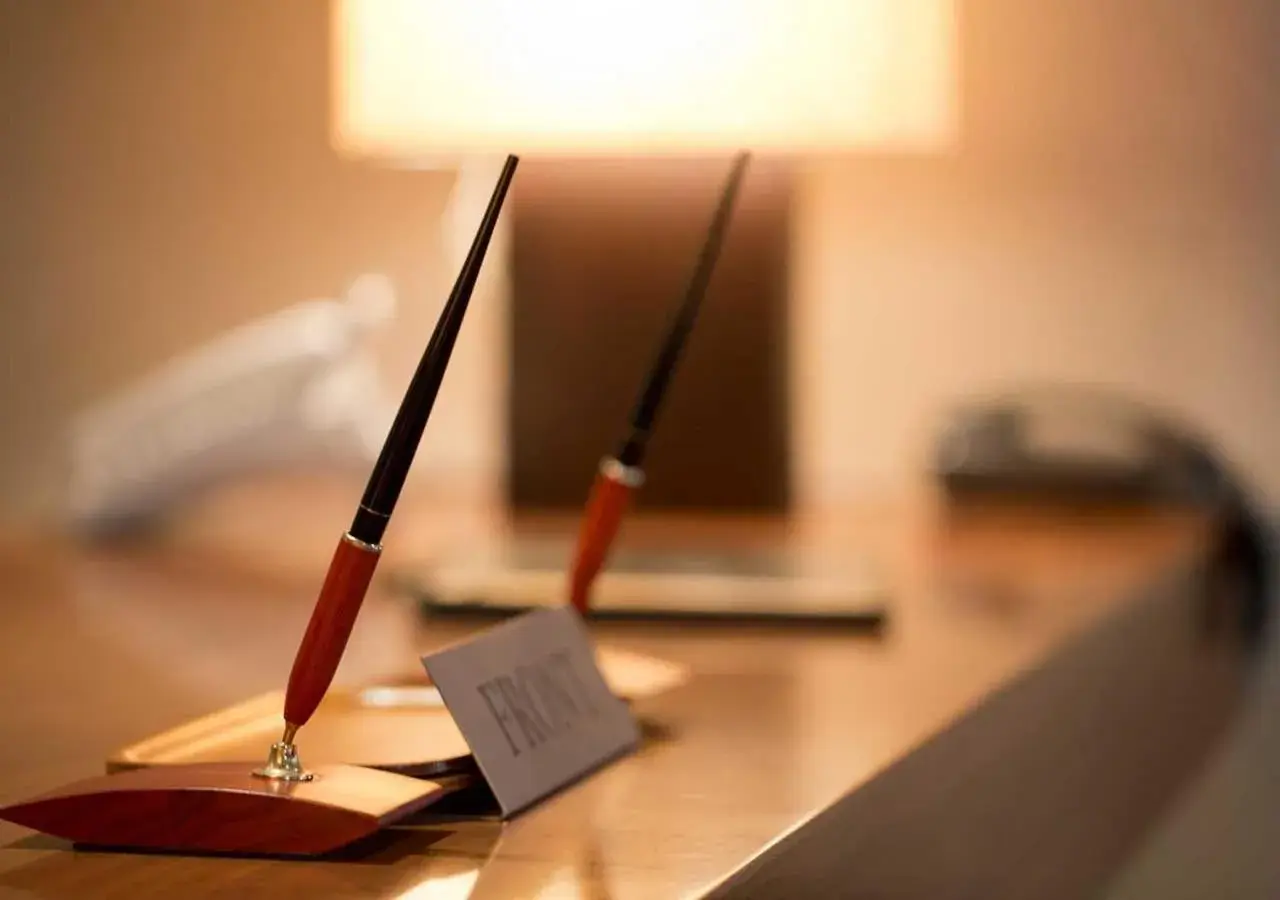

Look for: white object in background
[68,275,398,532]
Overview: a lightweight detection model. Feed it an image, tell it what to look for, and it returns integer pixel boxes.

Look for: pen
[258,154,519,779]
[567,152,750,614]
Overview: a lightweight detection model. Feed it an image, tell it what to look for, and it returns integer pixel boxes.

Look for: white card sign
[421,607,641,817]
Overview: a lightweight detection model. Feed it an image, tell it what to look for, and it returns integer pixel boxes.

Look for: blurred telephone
[933,385,1228,506]
[933,384,1272,625]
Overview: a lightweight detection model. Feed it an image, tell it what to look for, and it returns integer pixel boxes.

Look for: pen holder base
[0,762,447,857]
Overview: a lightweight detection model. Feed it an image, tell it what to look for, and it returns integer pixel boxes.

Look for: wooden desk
[0,498,1227,898]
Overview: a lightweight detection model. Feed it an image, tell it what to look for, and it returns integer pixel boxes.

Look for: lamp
[331,0,956,510]
[333,0,954,157]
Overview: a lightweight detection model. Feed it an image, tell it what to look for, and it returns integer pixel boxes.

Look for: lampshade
[331,0,957,158]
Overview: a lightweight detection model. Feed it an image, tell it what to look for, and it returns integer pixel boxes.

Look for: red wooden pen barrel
[284,533,382,728]
[568,459,643,614]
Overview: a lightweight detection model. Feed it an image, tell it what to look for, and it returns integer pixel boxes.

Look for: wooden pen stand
[0,645,686,857]
[0,763,450,857]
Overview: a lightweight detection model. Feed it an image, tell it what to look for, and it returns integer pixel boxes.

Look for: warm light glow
[394,869,480,900]
[332,0,956,157]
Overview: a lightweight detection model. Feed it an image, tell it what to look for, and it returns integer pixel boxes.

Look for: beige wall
[792,161,1280,508]
[790,0,1279,506]
[0,1,462,525]
[2,1,1277,528]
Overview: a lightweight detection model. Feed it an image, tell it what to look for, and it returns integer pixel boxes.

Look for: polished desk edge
[706,558,1271,900]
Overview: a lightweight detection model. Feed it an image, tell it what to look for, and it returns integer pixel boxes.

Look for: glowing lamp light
[332,0,956,158]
